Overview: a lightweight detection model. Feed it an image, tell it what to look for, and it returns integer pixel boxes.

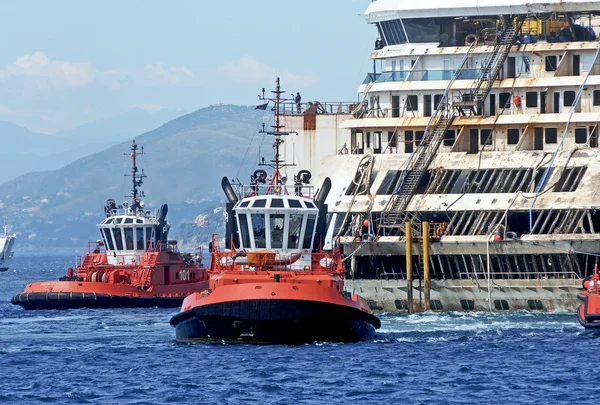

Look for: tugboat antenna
[124,140,146,201]
[258,77,297,189]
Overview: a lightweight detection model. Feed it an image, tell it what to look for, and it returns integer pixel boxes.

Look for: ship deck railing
[362,68,481,85]
[239,184,315,199]
[106,208,159,221]
[278,101,357,116]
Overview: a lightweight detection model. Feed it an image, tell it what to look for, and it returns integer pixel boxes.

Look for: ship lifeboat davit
[578,265,600,331]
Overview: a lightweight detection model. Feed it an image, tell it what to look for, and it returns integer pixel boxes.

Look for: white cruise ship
[0,218,15,272]
[263,0,600,312]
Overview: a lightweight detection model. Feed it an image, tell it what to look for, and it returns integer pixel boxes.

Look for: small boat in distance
[578,264,600,331]
[0,217,16,272]
[12,141,209,310]
[170,79,381,344]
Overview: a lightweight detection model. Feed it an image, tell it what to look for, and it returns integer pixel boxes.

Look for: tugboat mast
[258,77,296,191]
[125,141,146,202]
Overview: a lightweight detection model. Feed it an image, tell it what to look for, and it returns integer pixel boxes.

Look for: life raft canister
[465,34,478,46]
[513,95,522,107]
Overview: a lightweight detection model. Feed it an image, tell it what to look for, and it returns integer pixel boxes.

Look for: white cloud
[143,63,194,85]
[218,56,318,88]
[129,103,163,111]
[0,51,94,87]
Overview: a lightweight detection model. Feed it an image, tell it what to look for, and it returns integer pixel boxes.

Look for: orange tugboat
[170,79,380,343]
[12,141,208,310]
[577,264,600,331]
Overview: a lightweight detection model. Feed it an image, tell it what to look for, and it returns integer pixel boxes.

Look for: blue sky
[0,0,374,133]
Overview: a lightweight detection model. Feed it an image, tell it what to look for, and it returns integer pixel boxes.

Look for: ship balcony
[277,101,357,116]
[362,68,481,85]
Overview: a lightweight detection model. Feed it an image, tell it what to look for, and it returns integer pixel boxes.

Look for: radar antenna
[124,140,146,202]
[257,77,297,193]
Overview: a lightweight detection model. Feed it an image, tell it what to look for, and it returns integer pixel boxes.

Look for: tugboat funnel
[222,177,238,204]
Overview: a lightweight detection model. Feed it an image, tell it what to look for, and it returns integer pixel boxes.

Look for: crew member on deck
[295,92,302,113]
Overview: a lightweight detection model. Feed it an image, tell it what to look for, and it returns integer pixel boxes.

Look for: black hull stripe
[11,292,183,310]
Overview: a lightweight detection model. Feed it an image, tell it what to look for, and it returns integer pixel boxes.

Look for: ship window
[237,213,250,248]
[525,92,538,108]
[494,299,510,310]
[252,199,266,208]
[302,215,317,249]
[545,128,558,144]
[378,19,407,46]
[460,299,475,310]
[594,90,600,106]
[239,200,250,208]
[377,170,402,195]
[402,18,440,43]
[136,227,144,250]
[269,214,285,249]
[545,56,557,72]
[480,129,492,146]
[124,218,133,224]
[251,214,266,248]
[105,218,114,224]
[305,201,316,209]
[430,300,443,310]
[507,128,520,145]
[124,228,134,250]
[406,95,418,112]
[270,199,284,208]
[443,130,455,146]
[115,218,123,224]
[102,229,115,251]
[575,127,587,144]
[415,131,424,147]
[112,228,123,251]
[288,199,303,208]
[288,214,303,249]
[405,131,413,153]
[564,91,576,107]
[136,219,143,224]
[388,131,398,148]
[528,299,544,310]
[499,92,511,109]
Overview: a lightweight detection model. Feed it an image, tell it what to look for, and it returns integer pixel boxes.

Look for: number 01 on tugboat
[170,79,381,344]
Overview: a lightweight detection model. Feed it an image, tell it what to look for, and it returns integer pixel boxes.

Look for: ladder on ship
[378,16,523,235]
[455,16,524,116]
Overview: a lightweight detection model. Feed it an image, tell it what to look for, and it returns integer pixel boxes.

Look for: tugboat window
[239,200,250,208]
[305,201,316,209]
[288,214,304,249]
[112,228,124,250]
[288,199,303,208]
[136,227,144,250]
[102,229,115,251]
[136,219,143,224]
[115,218,123,224]
[271,199,284,208]
[124,218,133,224]
[270,214,285,249]
[251,214,266,248]
[146,227,153,250]
[252,199,267,208]
[302,215,316,249]
[238,213,251,248]
[124,228,134,250]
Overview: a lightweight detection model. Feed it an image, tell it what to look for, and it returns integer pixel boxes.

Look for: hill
[0,108,181,184]
[0,105,267,251]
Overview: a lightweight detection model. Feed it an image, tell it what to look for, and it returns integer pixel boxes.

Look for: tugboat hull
[577,292,600,331]
[171,298,380,344]
[11,292,183,310]
[11,280,209,310]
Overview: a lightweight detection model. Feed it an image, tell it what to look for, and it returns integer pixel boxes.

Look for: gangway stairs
[378,16,523,236]
[455,16,524,116]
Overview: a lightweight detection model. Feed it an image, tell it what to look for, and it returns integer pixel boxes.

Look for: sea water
[0,254,595,404]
